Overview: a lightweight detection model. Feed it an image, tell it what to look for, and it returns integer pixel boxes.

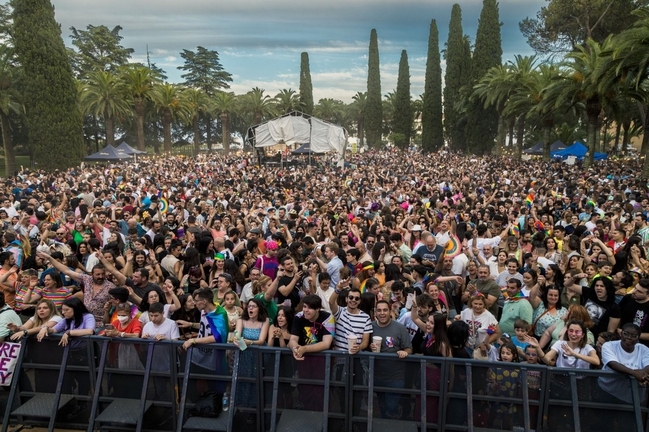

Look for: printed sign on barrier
[0,342,21,385]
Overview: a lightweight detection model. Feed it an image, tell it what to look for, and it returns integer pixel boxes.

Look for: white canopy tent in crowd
[244,112,347,167]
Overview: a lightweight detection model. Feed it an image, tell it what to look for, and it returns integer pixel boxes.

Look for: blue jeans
[374,378,404,419]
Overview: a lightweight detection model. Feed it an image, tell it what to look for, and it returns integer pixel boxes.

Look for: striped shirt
[332,307,372,352]
[35,286,72,310]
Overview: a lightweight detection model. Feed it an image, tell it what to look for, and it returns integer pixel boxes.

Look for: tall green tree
[606,7,649,175]
[120,64,160,151]
[444,4,471,150]
[520,0,646,55]
[79,70,132,147]
[178,46,232,145]
[299,52,314,114]
[350,91,367,148]
[68,25,133,78]
[544,38,615,167]
[211,91,238,155]
[466,0,502,154]
[422,19,443,152]
[366,29,383,148]
[12,0,84,170]
[0,45,22,175]
[393,50,412,149]
[183,88,209,156]
[314,98,344,122]
[241,87,274,125]
[274,88,302,114]
[150,83,190,153]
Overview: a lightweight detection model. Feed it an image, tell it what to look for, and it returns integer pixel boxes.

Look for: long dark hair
[171,294,200,323]
[274,306,294,330]
[62,297,90,329]
[427,313,450,356]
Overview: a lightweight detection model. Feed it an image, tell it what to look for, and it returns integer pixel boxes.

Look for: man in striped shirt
[329,284,373,413]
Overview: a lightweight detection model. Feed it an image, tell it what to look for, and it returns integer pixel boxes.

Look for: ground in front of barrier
[8,426,83,432]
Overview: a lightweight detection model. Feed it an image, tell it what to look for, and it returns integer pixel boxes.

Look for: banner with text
[0,342,21,385]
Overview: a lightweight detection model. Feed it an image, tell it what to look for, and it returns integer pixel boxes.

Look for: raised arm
[97,252,127,286]
[37,251,82,283]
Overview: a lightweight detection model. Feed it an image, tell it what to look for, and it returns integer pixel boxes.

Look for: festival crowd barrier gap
[0,335,645,432]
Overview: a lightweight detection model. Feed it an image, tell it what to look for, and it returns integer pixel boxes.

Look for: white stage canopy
[247,113,347,162]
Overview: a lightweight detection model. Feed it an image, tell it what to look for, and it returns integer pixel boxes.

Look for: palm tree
[0,45,22,176]
[606,8,649,174]
[314,98,344,122]
[183,88,209,156]
[545,38,615,167]
[120,65,160,151]
[242,87,275,125]
[150,83,190,153]
[211,91,238,155]
[79,70,132,147]
[350,92,367,148]
[507,63,562,161]
[274,89,302,114]
[471,64,513,155]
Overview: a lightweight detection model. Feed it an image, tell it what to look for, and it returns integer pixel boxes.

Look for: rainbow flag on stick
[524,194,535,208]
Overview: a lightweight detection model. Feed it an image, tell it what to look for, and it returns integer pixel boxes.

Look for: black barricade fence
[1,335,647,432]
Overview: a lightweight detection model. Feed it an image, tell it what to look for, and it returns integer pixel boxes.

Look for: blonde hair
[252,275,271,295]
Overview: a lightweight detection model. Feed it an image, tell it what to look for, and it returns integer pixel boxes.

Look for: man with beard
[37,251,114,327]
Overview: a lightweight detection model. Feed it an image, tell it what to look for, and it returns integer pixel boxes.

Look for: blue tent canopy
[523,140,566,155]
[551,141,607,160]
[115,141,146,155]
[85,145,133,161]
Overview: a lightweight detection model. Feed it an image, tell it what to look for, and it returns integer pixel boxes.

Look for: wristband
[120,332,125,338]
[334,288,341,294]
[23,330,28,337]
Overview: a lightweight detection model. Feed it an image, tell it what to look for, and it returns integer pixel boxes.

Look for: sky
[43,0,547,103]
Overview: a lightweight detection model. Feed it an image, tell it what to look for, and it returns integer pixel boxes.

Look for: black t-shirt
[277,274,301,310]
[582,286,621,337]
[619,295,649,347]
[126,279,162,308]
[290,310,334,346]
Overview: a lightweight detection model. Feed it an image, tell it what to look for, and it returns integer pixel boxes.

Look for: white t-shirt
[141,316,179,340]
[142,317,180,372]
[139,304,172,325]
[29,315,63,325]
[550,340,595,369]
[240,282,253,304]
[600,340,649,403]
[460,309,499,349]
[316,286,334,313]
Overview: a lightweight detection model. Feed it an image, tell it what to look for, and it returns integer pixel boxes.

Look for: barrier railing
[1,335,647,432]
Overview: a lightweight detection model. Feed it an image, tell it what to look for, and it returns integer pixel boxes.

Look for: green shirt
[255,293,278,323]
[499,298,533,336]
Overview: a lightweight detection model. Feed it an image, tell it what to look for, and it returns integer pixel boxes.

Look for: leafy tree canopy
[68,25,133,78]
[178,46,232,94]
[520,0,648,55]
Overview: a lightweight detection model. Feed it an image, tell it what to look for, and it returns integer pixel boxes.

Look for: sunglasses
[347,296,360,301]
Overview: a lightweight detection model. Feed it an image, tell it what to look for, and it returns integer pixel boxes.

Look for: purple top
[54,313,96,333]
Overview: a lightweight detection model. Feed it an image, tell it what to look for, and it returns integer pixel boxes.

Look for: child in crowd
[512,319,531,359]
[488,340,522,430]
[524,344,542,430]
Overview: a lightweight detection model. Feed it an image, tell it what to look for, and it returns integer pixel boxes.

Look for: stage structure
[244,111,347,167]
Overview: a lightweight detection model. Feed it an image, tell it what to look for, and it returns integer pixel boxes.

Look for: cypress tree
[12,0,84,169]
[466,0,502,154]
[366,29,382,148]
[444,4,470,151]
[299,52,314,114]
[393,50,412,149]
[422,19,443,152]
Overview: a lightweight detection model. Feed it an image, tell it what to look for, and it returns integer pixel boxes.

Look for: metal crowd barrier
[0,335,646,432]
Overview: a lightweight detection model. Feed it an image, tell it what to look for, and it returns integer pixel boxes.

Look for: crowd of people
[0,149,648,427]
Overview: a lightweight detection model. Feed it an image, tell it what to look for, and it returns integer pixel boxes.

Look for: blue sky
[46,0,547,102]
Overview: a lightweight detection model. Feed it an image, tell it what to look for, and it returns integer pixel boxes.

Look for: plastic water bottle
[222,393,229,412]
[233,331,247,351]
